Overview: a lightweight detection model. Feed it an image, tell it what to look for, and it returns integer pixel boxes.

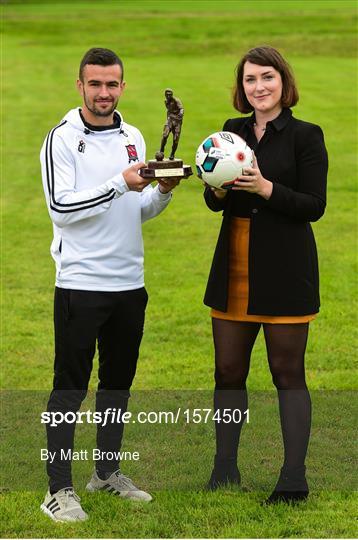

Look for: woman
[204,46,328,504]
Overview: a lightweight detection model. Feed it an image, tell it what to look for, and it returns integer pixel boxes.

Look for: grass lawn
[1,0,357,537]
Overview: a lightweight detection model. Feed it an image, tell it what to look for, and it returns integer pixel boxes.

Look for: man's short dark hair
[79,48,124,82]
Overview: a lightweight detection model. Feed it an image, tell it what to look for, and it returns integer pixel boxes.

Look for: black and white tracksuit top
[40,108,171,291]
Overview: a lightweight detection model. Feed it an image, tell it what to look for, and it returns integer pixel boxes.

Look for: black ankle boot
[265,466,309,505]
[207,456,241,491]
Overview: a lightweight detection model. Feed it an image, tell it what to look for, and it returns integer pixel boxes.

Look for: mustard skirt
[211,217,317,323]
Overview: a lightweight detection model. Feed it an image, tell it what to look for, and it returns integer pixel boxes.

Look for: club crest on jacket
[126,144,138,163]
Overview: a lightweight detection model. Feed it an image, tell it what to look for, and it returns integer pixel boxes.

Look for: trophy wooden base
[139,158,192,180]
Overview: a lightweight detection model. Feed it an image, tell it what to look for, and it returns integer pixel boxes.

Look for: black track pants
[46,286,148,493]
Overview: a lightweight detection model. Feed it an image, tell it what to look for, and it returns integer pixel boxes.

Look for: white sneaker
[86,469,152,502]
[40,487,88,522]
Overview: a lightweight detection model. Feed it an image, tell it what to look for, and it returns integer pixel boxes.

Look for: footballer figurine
[140,89,192,181]
[156,88,184,161]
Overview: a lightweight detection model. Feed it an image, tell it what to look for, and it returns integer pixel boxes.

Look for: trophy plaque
[140,88,193,181]
[140,156,192,180]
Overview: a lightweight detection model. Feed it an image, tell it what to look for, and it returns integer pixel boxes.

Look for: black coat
[204,108,328,316]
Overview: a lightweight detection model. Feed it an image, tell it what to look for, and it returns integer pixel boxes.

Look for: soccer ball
[195,131,253,189]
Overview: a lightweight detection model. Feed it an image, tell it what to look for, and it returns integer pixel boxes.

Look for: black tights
[212,318,311,472]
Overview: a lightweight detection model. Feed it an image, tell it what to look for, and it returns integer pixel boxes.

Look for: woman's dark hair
[79,48,124,82]
[233,46,299,113]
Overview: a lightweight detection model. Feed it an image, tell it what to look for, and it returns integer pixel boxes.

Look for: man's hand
[123,162,151,192]
[157,178,181,194]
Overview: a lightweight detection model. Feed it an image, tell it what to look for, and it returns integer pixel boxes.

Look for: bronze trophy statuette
[140,88,192,180]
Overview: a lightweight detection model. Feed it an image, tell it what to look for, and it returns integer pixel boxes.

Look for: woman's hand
[232,154,273,200]
[203,182,228,199]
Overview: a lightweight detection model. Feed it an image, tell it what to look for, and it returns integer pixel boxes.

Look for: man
[158,88,184,160]
[40,48,179,522]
